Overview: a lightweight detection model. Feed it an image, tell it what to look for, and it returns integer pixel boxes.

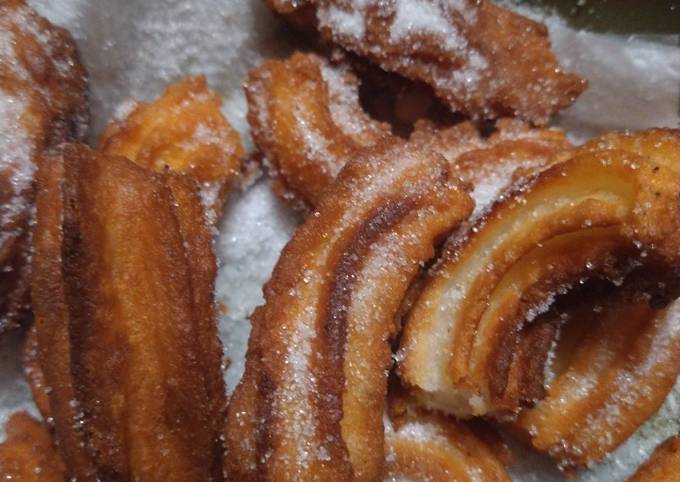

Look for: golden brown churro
[399,131,680,420]
[225,141,473,481]
[384,390,512,482]
[32,144,226,481]
[507,130,680,468]
[246,53,571,213]
[512,291,680,469]
[246,52,389,209]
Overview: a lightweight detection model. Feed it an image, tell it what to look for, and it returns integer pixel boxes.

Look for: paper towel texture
[2,1,679,480]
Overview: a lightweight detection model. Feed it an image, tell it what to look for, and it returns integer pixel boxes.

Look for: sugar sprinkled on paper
[3,5,679,482]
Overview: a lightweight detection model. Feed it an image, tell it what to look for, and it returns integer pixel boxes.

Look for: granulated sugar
[0,2,678,481]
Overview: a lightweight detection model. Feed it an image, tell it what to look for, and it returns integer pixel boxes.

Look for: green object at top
[518,0,680,34]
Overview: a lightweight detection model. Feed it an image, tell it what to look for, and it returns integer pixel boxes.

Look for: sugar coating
[317,0,488,105]
[0,4,676,482]
[30,0,292,142]
[320,62,368,138]
[0,93,32,235]
[0,4,70,242]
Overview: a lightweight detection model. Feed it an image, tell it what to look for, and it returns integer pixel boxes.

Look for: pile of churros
[0,0,679,480]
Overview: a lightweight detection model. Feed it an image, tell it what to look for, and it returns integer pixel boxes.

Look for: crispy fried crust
[506,130,680,469]
[246,52,389,209]
[269,0,586,124]
[247,51,571,212]
[410,118,571,213]
[224,141,473,481]
[514,296,680,470]
[99,76,244,222]
[627,436,680,482]
[32,144,226,481]
[0,412,66,481]
[398,130,680,419]
[0,0,88,331]
[385,391,512,482]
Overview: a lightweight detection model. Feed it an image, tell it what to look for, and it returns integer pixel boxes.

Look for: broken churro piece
[514,293,680,470]
[385,390,512,482]
[268,0,586,124]
[100,76,245,222]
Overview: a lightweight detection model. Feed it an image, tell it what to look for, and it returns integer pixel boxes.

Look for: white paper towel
[1,1,679,480]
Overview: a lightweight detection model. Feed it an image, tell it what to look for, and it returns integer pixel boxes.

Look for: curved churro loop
[385,390,512,482]
[246,52,389,209]
[224,142,473,481]
[0,412,66,482]
[246,51,571,212]
[0,0,88,331]
[628,436,680,482]
[505,130,680,469]
[267,0,586,124]
[398,135,680,419]
[514,294,680,470]
[100,76,245,222]
[32,144,226,481]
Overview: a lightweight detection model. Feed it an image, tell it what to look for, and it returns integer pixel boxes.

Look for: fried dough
[399,131,680,419]
[32,144,226,481]
[0,412,65,482]
[0,0,88,331]
[246,52,389,209]
[23,325,51,421]
[100,76,245,223]
[385,390,512,482]
[224,141,473,481]
[627,436,680,482]
[267,0,586,124]
[504,130,680,468]
[514,295,680,470]
[247,52,571,212]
